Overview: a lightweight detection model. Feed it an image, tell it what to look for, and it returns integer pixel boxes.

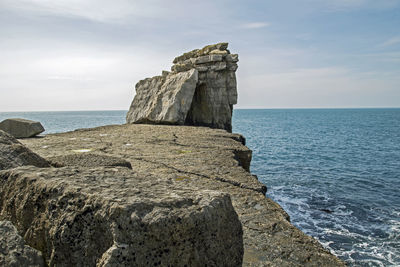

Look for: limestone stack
[126,43,238,132]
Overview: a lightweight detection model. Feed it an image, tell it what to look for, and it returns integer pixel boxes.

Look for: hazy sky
[1,0,399,111]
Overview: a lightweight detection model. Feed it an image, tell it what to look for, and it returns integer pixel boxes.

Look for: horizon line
[1,107,400,113]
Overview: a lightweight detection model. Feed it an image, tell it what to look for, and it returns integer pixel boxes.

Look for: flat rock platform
[21,124,345,266]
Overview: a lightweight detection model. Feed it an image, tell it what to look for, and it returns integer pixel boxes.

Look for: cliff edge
[0,43,346,266]
[16,124,345,266]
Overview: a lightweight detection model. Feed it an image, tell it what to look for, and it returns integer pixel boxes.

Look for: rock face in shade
[0,118,45,138]
[0,166,243,266]
[126,43,238,132]
[0,130,50,170]
[0,220,45,267]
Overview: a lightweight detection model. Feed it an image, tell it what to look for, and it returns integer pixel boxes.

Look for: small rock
[72,149,92,153]
[126,69,198,125]
[0,118,44,138]
[0,130,50,170]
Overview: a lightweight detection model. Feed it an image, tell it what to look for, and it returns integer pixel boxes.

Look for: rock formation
[0,220,44,267]
[0,43,346,266]
[0,166,243,266]
[0,118,45,138]
[0,130,50,170]
[18,124,346,266]
[126,43,238,132]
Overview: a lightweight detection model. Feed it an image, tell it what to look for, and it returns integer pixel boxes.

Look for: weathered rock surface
[127,43,238,132]
[0,118,45,138]
[0,220,44,267]
[48,153,132,169]
[20,124,346,266]
[0,130,50,170]
[0,166,243,266]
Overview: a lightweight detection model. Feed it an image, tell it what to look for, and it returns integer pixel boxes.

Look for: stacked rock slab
[126,43,238,132]
[0,118,45,138]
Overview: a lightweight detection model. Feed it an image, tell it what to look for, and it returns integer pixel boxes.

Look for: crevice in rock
[132,157,266,194]
[184,83,211,128]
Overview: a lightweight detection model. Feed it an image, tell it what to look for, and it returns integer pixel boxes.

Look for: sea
[0,109,399,266]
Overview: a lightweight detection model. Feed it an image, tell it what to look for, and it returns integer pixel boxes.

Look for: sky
[0,0,399,111]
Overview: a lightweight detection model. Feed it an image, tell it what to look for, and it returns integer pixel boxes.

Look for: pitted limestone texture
[0,166,243,266]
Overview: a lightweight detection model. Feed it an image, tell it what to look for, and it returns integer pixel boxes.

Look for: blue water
[0,109,399,266]
[233,109,400,267]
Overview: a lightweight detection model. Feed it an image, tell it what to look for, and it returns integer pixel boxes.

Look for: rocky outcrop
[126,43,238,132]
[0,130,50,170]
[48,153,132,169]
[0,166,243,266]
[0,118,45,138]
[20,124,346,266]
[0,220,44,267]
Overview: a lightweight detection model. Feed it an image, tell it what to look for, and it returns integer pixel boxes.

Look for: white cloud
[351,52,400,63]
[240,22,270,29]
[0,0,227,23]
[380,36,400,47]
[0,42,175,111]
[306,0,400,11]
[1,0,135,22]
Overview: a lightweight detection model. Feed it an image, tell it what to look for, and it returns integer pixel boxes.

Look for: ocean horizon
[1,108,399,266]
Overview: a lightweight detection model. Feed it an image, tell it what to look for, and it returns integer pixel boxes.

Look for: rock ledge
[15,124,346,266]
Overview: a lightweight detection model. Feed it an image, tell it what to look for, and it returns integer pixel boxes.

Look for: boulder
[0,130,50,170]
[127,42,238,132]
[126,69,198,125]
[0,166,243,266]
[0,220,45,267]
[0,118,45,138]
